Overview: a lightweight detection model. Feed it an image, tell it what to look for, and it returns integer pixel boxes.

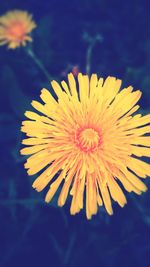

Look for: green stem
[86,40,96,76]
[84,33,103,75]
[25,47,52,81]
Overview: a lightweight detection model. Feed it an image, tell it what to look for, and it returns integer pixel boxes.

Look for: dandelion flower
[21,73,150,219]
[0,10,36,49]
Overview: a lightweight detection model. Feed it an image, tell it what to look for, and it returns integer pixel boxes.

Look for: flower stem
[83,32,103,75]
[86,40,96,76]
[25,46,52,81]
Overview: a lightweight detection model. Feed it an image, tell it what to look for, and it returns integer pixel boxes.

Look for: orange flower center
[7,22,25,39]
[75,127,102,152]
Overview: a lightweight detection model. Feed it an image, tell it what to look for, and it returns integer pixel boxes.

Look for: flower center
[7,22,25,39]
[76,127,101,152]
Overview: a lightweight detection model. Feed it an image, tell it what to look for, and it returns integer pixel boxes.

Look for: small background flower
[0,10,36,48]
[0,1,150,267]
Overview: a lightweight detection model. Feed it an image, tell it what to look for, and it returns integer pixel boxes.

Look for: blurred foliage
[0,0,150,267]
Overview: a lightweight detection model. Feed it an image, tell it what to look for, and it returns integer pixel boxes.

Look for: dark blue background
[0,0,150,267]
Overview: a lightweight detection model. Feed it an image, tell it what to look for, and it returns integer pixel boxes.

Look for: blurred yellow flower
[21,73,150,219]
[0,10,36,49]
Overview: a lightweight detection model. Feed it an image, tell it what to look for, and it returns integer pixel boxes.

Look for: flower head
[0,10,36,49]
[21,73,150,219]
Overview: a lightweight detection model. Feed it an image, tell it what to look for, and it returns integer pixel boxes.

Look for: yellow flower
[21,73,150,219]
[0,10,36,49]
